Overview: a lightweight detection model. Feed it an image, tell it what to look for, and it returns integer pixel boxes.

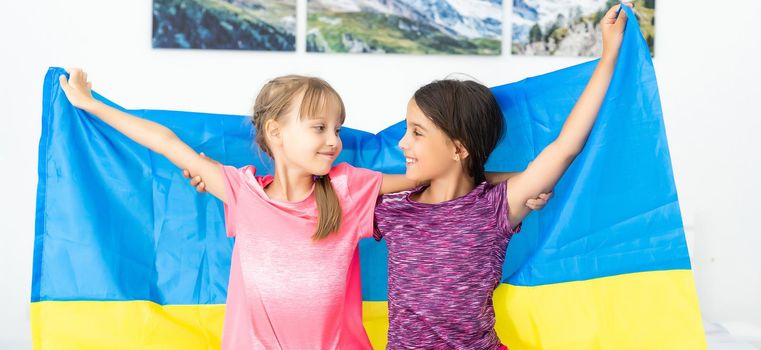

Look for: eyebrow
[306,116,332,123]
[307,117,343,126]
[410,122,427,131]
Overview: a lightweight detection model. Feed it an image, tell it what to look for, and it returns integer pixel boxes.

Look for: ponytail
[312,175,342,240]
[251,75,345,240]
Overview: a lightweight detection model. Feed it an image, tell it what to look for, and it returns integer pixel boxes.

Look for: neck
[266,162,314,202]
[415,171,476,204]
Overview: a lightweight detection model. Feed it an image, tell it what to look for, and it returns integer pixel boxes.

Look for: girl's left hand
[600,2,633,61]
[526,192,553,211]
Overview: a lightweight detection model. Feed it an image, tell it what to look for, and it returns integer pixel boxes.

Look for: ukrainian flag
[32,6,705,349]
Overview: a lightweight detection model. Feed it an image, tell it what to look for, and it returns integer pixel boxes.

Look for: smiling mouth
[405,157,417,165]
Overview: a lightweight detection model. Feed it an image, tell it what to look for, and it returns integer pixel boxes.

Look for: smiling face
[398,98,462,182]
[405,79,506,185]
[276,93,344,176]
[251,75,346,240]
[253,75,347,178]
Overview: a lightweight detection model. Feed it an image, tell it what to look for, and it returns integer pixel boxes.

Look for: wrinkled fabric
[32,6,702,349]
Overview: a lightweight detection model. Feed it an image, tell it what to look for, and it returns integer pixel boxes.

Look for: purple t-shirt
[374,180,520,350]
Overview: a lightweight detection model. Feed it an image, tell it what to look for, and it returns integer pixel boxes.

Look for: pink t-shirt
[219,162,382,350]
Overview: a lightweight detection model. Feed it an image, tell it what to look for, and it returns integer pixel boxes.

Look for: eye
[313,124,326,132]
[413,129,422,136]
[335,127,341,135]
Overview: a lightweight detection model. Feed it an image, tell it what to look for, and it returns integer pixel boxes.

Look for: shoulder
[328,162,382,192]
[470,180,505,200]
[376,188,414,208]
[484,180,507,197]
[328,162,380,179]
[221,164,258,180]
[220,164,266,193]
[328,162,350,177]
[473,180,508,211]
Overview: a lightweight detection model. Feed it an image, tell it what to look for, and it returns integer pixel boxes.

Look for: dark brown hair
[413,79,504,184]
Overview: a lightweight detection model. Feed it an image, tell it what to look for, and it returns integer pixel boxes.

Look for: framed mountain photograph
[307,0,503,55]
[512,0,655,56]
[152,0,296,51]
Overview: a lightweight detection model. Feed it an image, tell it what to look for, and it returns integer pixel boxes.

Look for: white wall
[1,0,759,347]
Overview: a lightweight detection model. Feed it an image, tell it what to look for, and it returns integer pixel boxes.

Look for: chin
[305,160,333,175]
[313,165,332,176]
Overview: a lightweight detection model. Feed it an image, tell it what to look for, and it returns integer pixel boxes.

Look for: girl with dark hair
[374,4,630,349]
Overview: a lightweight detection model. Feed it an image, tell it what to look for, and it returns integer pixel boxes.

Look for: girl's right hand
[182,153,217,192]
[59,68,97,110]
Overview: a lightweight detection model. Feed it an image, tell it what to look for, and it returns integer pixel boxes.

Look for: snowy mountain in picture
[511,0,656,57]
[307,0,503,54]
[311,0,501,39]
[512,0,606,44]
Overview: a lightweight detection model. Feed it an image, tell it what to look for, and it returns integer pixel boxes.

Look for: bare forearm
[380,174,425,195]
[84,99,227,201]
[506,57,617,221]
[84,100,175,155]
[556,56,617,154]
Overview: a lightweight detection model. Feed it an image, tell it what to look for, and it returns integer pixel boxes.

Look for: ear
[452,140,469,161]
[265,119,283,147]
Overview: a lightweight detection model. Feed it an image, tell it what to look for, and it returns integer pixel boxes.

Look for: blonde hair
[252,75,345,240]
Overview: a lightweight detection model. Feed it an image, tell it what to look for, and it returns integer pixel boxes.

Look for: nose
[326,130,339,148]
[398,132,409,150]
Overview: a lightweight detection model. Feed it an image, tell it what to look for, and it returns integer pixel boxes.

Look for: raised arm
[506,4,630,226]
[59,68,228,203]
[484,171,521,184]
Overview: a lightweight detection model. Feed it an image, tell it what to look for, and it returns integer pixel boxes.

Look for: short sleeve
[372,196,386,241]
[330,163,383,240]
[219,164,256,238]
[492,181,522,236]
